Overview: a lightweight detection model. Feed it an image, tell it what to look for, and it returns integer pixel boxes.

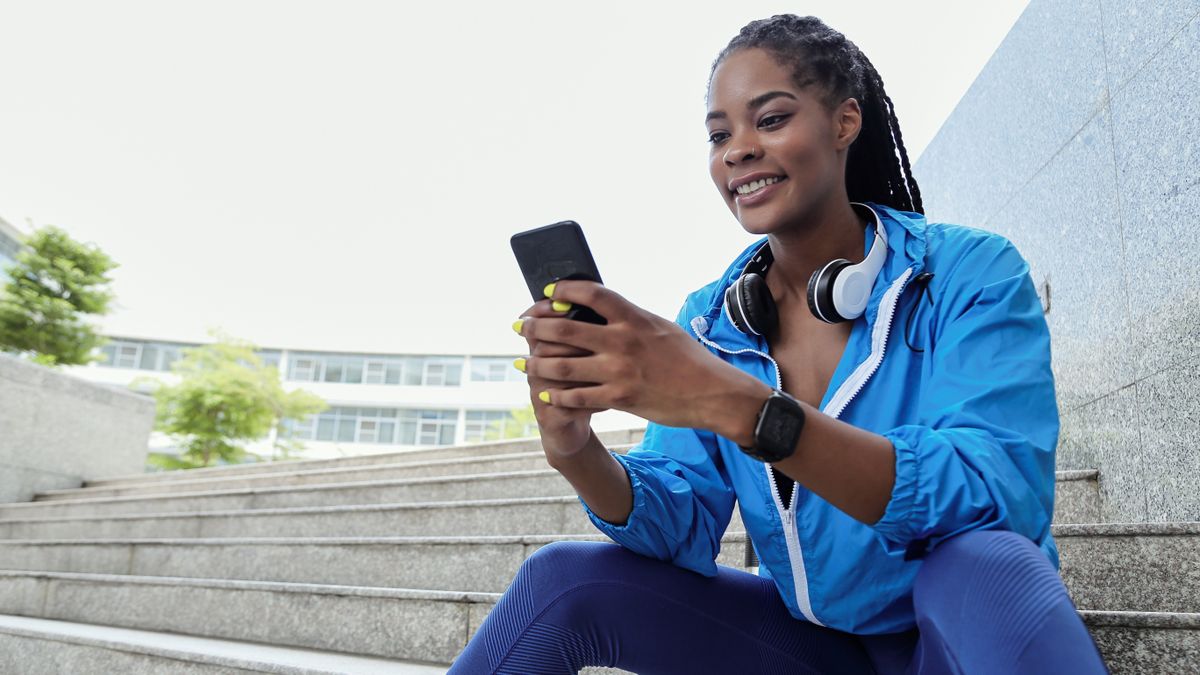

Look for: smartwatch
[738,388,806,463]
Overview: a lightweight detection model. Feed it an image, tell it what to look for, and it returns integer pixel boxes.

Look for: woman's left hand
[515,279,755,432]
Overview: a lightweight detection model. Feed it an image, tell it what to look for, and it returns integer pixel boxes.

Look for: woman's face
[705,47,859,234]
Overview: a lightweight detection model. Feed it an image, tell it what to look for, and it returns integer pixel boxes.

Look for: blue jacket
[578,201,1060,634]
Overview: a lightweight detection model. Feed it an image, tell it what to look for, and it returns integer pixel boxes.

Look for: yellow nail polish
[513,357,526,373]
[512,319,524,334]
[538,390,551,404]
[552,300,572,312]
[543,282,556,298]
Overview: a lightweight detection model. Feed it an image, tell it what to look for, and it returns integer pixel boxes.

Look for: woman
[450,14,1108,675]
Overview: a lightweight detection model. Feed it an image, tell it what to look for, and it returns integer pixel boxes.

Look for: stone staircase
[0,428,1195,673]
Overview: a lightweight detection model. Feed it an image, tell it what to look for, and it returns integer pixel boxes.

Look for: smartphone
[510,220,608,325]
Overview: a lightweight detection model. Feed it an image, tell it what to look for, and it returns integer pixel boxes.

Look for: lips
[728,172,787,194]
[733,176,788,206]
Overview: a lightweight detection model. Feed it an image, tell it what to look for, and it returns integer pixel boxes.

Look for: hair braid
[709,14,923,215]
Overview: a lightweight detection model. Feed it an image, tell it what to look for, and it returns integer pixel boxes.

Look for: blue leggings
[448,530,1108,674]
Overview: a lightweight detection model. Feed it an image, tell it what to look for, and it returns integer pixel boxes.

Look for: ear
[833,97,862,150]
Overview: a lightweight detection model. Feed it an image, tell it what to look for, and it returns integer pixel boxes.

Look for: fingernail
[512,319,524,334]
[552,300,572,312]
[513,357,526,373]
[543,282,556,298]
[538,390,551,403]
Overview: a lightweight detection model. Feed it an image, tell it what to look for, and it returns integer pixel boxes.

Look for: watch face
[758,392,804,459]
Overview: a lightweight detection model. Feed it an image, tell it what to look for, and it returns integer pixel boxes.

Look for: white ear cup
[832,267,872,318]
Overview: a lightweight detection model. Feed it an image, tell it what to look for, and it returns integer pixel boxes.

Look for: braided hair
[709,14,923,215]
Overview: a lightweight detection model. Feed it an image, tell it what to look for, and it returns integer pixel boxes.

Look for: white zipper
[687,264,916,627]
[689,314,821,624]
[823,267,914,420]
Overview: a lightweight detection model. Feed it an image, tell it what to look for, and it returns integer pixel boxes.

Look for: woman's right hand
[513,299,609,467]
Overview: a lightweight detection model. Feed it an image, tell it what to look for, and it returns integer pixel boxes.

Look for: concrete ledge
[0,613,446,674]
[0,353,154,503]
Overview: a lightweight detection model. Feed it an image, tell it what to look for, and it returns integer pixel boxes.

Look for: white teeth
[735,176,782,195]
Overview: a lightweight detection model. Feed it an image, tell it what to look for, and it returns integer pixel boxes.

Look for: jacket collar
[687,201,929,351]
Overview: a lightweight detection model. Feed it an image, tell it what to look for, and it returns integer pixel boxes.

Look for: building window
[115,344,140,369]
[291,358,318,381]
[284,407,401,444]
[470,357,525,382]
[364,361,386,384]
[465,410,537,441]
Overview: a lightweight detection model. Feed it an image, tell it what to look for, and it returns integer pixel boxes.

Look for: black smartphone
[510,220,608,325]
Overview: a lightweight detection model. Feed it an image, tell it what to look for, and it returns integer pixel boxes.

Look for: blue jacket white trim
[577,201,1060,634]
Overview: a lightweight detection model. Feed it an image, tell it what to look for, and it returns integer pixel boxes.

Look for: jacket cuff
[579,450,647,535]
[872,427,922,551]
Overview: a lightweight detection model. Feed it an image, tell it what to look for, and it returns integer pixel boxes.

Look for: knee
[914,530,1066,615]
[512,540,624,598]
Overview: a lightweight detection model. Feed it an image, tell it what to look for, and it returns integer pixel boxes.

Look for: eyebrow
[705,90,798,122]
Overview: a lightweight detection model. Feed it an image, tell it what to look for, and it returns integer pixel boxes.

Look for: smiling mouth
[732,175,787,197]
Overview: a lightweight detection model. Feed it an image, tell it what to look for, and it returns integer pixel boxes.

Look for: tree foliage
[131,329,328,469]
[0,225,118,366]
[483,404,539,441]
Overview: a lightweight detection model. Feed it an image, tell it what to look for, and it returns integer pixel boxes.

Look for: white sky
[0,0,1030,356]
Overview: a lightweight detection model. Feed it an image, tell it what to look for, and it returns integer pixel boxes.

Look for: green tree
[483,404,540,441]
[0,225,118,367]
[131,329,328,469]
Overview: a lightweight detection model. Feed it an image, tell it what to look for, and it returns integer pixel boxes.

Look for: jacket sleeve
[871,234,1059,559]
[577,299,737,578]
[579,423,737,578]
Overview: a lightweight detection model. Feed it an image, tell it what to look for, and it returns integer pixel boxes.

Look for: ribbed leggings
[448,530,1108,674]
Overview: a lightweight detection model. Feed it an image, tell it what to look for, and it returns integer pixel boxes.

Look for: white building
[0,216,24,275]
[0,215,644,462]
[58,334,645,462]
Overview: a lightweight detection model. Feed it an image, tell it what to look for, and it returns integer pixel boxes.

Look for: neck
[765,195,868,306]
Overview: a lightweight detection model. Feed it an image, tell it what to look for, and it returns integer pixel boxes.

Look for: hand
[514,280,755,436]
[513,293,609,465]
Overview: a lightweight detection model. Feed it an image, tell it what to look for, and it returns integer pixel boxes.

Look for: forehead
[707,48,802,108]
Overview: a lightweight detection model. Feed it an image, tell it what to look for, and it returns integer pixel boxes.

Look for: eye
[707,130,729,145]
[759,114,789,128]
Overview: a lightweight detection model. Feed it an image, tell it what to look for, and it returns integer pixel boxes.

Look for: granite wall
[914,0,1200,522]
[0,353,155,502]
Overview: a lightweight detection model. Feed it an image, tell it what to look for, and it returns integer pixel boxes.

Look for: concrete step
[0,533,752,595]
[0,570,1193,672]
[13,467,1101,527]
[0,613,446,674]
[1,522,1191,610]
[38,450,563,501]
[14,469,579,519]
[1056,522,1200,613]
[1054,469,1101,524]
[82,429,645,488]
[1080,610,1200,674]
[0,570,498,665]
[0,495,629,540]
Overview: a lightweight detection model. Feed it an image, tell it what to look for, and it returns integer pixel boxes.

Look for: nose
[723,141,759,166]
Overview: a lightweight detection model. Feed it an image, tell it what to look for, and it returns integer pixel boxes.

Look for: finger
[532,341,590,358]
[529,384,607,414]
[543,280,632,324]
[534,382,629,411]
[525,353,613,388]
[520,314,608,353]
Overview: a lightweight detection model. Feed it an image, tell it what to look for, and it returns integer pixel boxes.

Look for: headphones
[723,202,889,335]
